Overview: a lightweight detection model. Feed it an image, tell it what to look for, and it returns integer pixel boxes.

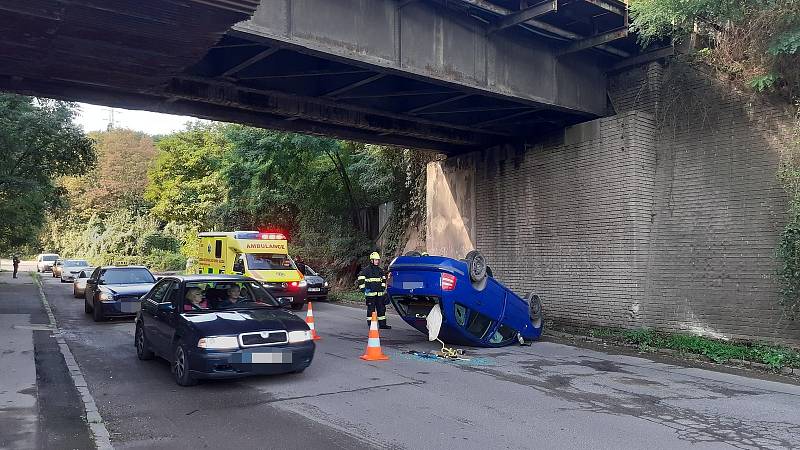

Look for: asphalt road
[34,274,800,449]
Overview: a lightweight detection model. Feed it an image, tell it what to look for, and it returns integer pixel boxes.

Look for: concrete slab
[0,314,37,449]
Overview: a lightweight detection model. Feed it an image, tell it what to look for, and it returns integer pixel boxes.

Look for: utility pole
[105,107,117,130]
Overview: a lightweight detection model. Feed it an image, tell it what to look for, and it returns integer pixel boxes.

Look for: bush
[144,250,186,272]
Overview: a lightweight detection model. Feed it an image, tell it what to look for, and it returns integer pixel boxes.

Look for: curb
[545,329,797,377]
[32,273,114,450]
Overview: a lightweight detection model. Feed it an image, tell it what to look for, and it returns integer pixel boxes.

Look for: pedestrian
[357,252,391,329]
[12,255,20,279]
[295,255,307,276]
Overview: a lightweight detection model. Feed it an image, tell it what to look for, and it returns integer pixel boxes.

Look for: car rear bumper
[98,299,142,317]
[188,341,315,379]
[306,287,328,299]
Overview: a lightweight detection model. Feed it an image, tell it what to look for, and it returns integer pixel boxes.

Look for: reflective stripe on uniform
[365,277,382,282]
[357,276,366,280]
[365,291,384,296]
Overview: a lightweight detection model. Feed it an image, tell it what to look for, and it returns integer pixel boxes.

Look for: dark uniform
[12,256,20,279]
[357,264,390,329]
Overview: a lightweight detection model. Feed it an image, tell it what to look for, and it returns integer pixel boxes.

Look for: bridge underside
[0,0,636,153]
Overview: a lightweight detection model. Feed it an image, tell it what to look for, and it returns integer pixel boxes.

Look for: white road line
[32,273,114,450]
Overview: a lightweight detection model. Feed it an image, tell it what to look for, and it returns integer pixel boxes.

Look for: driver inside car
[184,287,208,311]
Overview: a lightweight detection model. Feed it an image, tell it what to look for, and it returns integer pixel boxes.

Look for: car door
[141,280,175,357]
[84,268,102,306]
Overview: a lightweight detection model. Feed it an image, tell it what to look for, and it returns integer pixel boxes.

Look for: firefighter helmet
[369,252,381,260]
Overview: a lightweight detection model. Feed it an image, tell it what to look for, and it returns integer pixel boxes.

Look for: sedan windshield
[182,280,278,312]
[42,255,58,262]
[246,253,297,271]
[65,259,89,267]
[101,268,155,284]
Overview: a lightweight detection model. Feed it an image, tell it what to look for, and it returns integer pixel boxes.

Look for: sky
[74,102,206,135]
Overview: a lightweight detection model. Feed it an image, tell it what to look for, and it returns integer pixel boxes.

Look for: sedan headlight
[288,330,313,343]
[99,292,113,301]
[197,336,240,350]
[299,280,308,288]
[323,281,329,287]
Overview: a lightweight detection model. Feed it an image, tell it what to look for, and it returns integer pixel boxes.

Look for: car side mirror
[276,297,291,308]
[233,262,244,273]
[157,303,174,312]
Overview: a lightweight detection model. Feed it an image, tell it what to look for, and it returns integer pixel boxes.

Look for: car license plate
[237,352,292,364]
[120,302,140,313]
[403,281,424,289]
[308,288,320,292]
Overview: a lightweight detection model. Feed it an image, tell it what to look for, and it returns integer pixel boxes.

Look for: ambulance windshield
[246,253,297,271]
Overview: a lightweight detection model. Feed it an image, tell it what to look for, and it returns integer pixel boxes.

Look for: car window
[100,268,156,284]
[454,303,468,326]
[183,280,278,311]
[465,310,493,340]
[42,255,58,262]
[245,253,296,271]
[305,266,318,276]
[150,281,173,303]
[489,324,518,345]
[65,260,89,266]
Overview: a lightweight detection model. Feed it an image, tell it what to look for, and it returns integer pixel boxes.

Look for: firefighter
[357,252,391,329]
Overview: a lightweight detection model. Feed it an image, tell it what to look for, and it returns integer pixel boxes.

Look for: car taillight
[440,273,456,291]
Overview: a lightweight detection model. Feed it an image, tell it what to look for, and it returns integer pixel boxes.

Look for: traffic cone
[360,311,389,361]
[305,302,321,340]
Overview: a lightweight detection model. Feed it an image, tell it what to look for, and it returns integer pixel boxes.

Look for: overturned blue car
[387,251,543,347]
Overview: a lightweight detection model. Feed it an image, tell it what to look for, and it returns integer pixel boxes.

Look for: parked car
[302,265,329,301]
[36,253,60,273]
[60,259,91,283]
[386,251,543,347]
[52,259,65,278]
[134,275,315,386]
[84,266,157,322]
[73,267,96,298]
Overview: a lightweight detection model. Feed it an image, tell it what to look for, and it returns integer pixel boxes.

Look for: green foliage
[146,124,228,229]
[589,327,800,369]
[768,27,800,55]
[749,73,780,92]
[0,94,94,252]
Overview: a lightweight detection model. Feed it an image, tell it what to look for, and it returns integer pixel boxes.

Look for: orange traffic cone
[305,302,321,340]
[360,311,389,361]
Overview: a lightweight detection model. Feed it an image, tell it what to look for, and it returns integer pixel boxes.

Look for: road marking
[32,273,114,450]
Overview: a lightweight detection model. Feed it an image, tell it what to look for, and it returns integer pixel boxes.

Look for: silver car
[72,267,96,298]
[60,259,91,283]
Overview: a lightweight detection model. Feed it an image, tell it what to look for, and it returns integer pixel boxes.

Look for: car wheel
[465,250,487,282]
[527,293,544,329]
[173,343,197,386]
[92,300,103,322]
[135,323,155,360]
[60,278,66,283]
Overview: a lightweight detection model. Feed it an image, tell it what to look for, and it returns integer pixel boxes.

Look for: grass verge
[327,289,362,304]
[582,327,800,371]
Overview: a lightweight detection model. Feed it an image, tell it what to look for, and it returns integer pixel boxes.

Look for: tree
[88,129,157,210]
[630,0,800,98]
[145,124,228,229]
[0,94,94,252]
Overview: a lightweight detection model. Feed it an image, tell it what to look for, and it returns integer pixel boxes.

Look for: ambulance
[196,231,307,310]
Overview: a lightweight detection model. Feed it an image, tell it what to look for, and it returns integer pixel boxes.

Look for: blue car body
[387,255,542,347]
